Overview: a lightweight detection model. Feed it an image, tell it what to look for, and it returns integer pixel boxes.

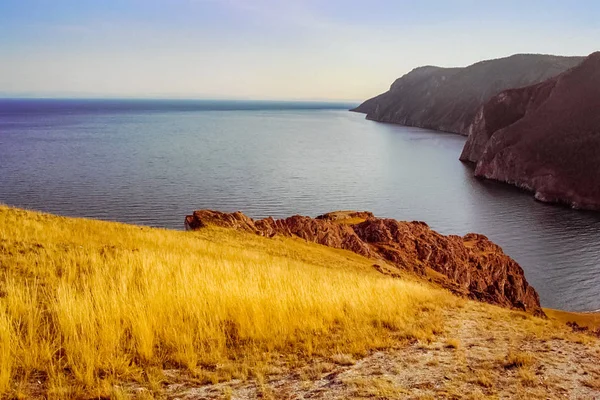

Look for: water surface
[1,99,599,311]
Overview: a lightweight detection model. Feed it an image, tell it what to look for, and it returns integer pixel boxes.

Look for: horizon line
[0,95,362,104]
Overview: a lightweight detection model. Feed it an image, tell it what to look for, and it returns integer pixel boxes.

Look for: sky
[0,0,599,101]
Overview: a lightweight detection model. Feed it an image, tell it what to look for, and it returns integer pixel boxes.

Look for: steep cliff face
[460,52,600,210]
[353,54,583,135]
[186,210,543,316]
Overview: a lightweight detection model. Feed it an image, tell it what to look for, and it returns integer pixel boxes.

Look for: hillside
[352,54,583,135]
[0,205,599,399]
[460,52,600,210]
[186,210,542,315]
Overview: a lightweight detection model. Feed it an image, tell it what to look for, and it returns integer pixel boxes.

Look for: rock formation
[352,54,583,135]
[186,210,543,316]
[460,52,600,210]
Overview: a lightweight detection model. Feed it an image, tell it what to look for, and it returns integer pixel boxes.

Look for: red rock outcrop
[186,210,543,316]
[461,52,600,210]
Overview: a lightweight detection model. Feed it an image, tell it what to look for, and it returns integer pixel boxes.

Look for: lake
[1,99,599,311]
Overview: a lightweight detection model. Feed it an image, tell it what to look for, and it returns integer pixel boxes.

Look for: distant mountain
[352,54,583,135]
[460,52,600,210]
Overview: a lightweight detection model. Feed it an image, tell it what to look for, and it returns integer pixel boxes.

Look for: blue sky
[1,0,598,100]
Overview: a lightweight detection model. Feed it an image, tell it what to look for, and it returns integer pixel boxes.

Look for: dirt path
[162,303,600,399]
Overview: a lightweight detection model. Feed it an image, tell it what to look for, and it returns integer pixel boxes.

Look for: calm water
[1,99,600,312]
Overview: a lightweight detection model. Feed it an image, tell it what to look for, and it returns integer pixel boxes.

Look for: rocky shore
[461,52,600,210]
[186,209,543,316]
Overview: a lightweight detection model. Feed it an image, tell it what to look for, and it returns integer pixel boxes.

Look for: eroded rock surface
[186,210,543,316]
[461,52,600,210]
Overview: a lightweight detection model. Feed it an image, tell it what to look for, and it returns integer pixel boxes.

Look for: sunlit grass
[0,205,455,398]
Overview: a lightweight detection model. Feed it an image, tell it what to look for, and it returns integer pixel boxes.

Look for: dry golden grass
[302,362,335,380]
[504,350,534,369]
[331,353,356,366]
[582,376,600,390]
[332,217,368,226]
[518,367,537,387]
[471,370,494,388]
[544,308,600,330]
[314,211,368,226]
[165,298,599,399]
[343,376,407,398]
[0,205,455,398]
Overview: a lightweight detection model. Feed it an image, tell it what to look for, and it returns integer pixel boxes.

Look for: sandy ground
[158,303,600,400]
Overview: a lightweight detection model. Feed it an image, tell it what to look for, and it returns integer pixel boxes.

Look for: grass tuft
[471,370,494,388]
[331,354,356,366]
[518,367,537,387]
[504,350,534,370]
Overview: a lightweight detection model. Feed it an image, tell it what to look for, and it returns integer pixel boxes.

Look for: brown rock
[460,51,600,210]
[352,54,582,135]
[186,210,544,316]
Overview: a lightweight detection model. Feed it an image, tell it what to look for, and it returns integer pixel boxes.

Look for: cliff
[186,209,543,316]
[460,52,600,210]
[352,54,583,135]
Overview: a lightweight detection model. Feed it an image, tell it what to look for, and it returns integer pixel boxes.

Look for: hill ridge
[352,54,584,135]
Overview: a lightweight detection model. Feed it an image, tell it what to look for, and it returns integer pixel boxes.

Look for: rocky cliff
[460,52,600,210]
[186,210,543,316]
[352,54,583,135]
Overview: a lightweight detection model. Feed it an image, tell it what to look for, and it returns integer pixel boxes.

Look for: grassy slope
[545,308,600,330]
[0,206,455,399]
[0,205,598,399]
